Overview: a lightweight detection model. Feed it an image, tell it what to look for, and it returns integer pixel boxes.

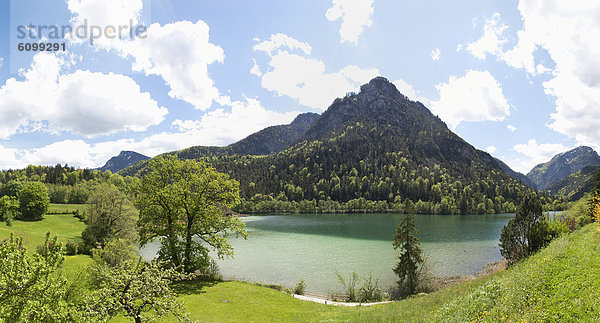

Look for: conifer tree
[393,200,423,296]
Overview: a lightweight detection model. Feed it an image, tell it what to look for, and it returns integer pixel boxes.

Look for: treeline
[236,193,562,215]
[0,164,139,204]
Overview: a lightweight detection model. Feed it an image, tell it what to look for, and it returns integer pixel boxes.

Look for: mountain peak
[98,151,149,173]
[359,76,396,93]
[304,76,438,140]
[527,146,600,190]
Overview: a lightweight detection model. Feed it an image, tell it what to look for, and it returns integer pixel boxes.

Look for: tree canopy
[136,155,246,273]
[18,181,50,221]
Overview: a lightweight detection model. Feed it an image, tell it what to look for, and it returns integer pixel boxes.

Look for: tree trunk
[184,215,193,272]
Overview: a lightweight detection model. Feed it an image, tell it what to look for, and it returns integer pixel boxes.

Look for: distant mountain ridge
[494,158,536,188]
[527,146,600,190]
[176,112,320,159]
[98,151,149,173]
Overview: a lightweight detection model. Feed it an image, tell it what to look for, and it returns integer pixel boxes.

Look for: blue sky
[0,0,598,173]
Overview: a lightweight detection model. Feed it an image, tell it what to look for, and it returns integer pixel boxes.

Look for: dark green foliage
[18,182,50,221]
[1,180,23,197]
[494,158,536,188]
[393,200,424,296]
[0,195,18,224]
[499,194,553,265]
[81,184,138,252]
[90,239,139,269]
[64,240,79,255]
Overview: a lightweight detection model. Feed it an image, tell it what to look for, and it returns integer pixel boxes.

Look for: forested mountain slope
[123,77,544,214]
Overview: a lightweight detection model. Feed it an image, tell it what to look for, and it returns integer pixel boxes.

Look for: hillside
[97,151,149,173]
[527,146,600,190]
[123,76,540,214]
[177,112,320,158]
[494,158,536,188]
[547,165,598,201]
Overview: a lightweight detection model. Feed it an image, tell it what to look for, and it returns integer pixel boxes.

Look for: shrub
[204,258,222,281]
[65,241,78,255]
[358,273,382,302]
[294,279,306,295]
[335,271,384,302]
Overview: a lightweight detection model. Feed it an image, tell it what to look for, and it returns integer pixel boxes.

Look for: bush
[358,273,382,302]
[204,258,222,281]
[77,241,89,255]
[294,279,306,295]
[335,271,383,302]
[65,241,78,255]
[19,182,50,221]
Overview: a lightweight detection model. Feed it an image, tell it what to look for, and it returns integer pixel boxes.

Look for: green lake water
[141,213,514,294]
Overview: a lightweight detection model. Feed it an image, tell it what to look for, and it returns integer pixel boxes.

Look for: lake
[140,213,514,294]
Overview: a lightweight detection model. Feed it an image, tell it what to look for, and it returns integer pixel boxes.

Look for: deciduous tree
[82,184,138,251]
[18,182,50,220]
[135,156,246,273]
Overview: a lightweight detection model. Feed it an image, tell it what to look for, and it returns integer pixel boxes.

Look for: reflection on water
[141,213,514,293]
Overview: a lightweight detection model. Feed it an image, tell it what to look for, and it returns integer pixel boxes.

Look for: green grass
[436,224,600,322]
[48,203,86,214]
[0,212,86,250]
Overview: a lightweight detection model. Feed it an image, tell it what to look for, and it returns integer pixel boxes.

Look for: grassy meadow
[2,204,599,322]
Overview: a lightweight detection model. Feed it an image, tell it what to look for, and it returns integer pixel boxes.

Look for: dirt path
[291,294,393,306]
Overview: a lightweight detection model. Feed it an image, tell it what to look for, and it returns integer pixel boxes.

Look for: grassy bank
[435,224,600,321]
[136,224,600,322]
[2,210,599,322]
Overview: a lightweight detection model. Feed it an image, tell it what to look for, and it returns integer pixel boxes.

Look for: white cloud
[430,70,510,130]
[0,52,166,139]
[67,1,224,111]
[507,124,517,132]
[66,0,144,49]
[325,0,374,44]
[0,57,3,69]
[253,34,379,110]
[469,4,600,149]
[430,48,441,61]
[512,139,569,173]
[250,59,262,77]
[120,20,224,110]
[252,33,311,56]
[466,13,507,60]
[0,97,300,169]
[392,78,430,105]
[486,146,497,154]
